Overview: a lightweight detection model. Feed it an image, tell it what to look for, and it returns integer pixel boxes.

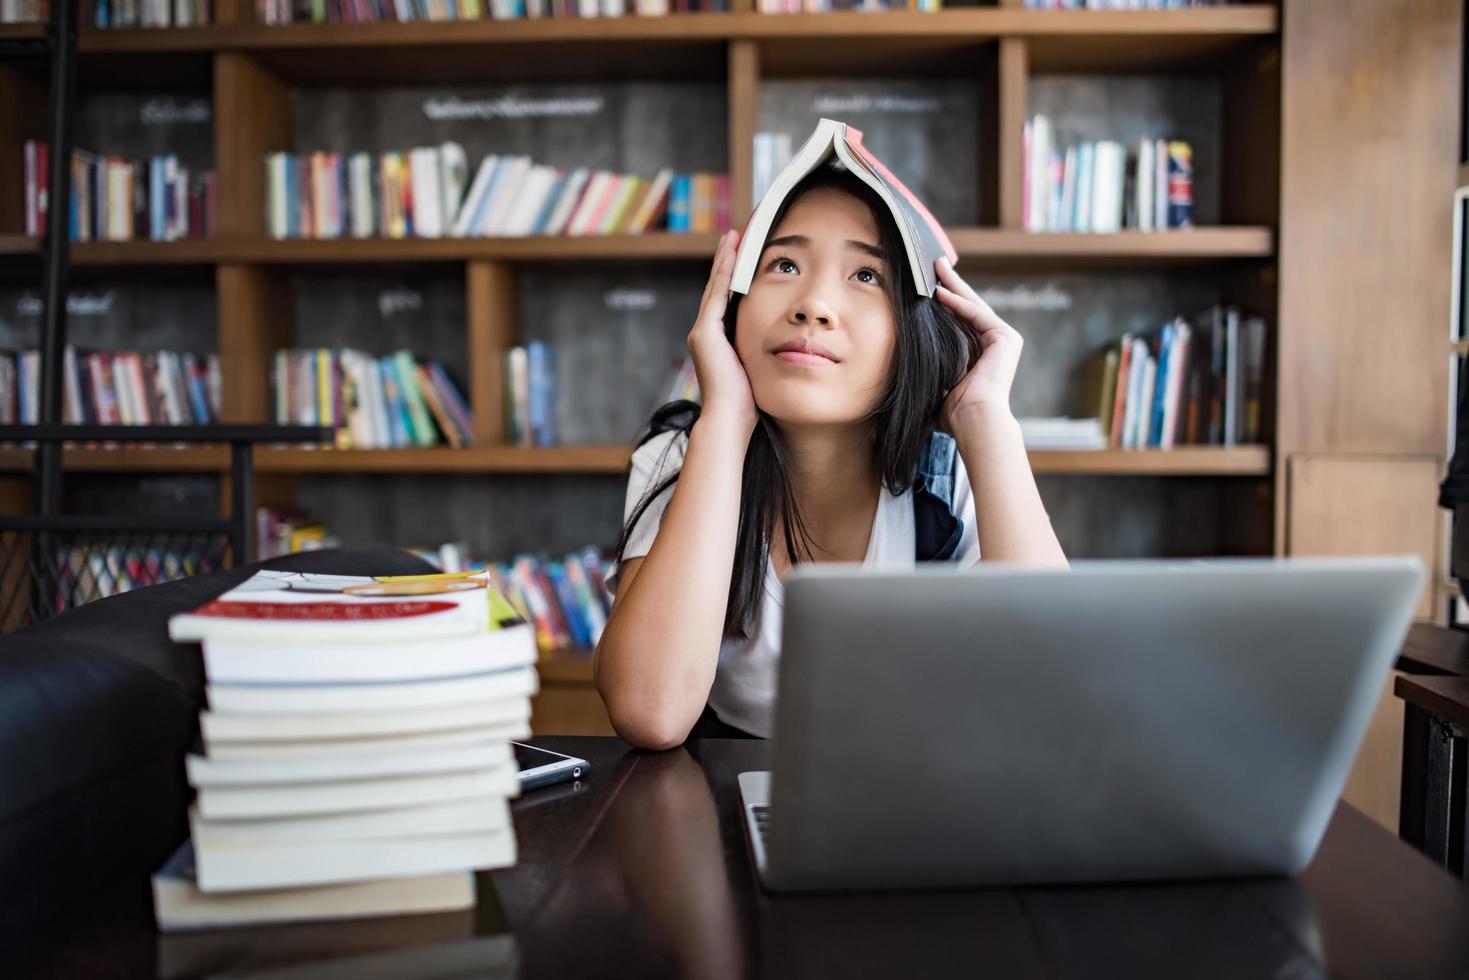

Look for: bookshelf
[2,3,1297,734]
[0,443,1271,476]
[0,227,1273,265]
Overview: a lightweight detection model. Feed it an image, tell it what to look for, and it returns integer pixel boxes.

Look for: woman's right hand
[687,229,757,433]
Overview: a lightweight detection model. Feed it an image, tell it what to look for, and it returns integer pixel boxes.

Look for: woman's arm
[595,416,752,750]
[933,256,1068,568]
[953,405,1068,567]
[594,229,758,750]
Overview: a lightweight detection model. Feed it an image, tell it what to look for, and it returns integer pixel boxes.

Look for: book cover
[152,840,475,931]
[731,118,957,298]
[168,569,494,643]
[204,664,538,715]
[414,362,463,448]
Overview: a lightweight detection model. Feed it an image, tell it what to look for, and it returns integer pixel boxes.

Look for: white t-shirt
[610,428,981,737]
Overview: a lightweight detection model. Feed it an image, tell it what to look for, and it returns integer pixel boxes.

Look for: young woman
[594,165,1068,751]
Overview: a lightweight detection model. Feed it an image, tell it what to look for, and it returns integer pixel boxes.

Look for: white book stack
[1024,113,1190,233]
[1017,416,1108,451]
[155,569,538,931]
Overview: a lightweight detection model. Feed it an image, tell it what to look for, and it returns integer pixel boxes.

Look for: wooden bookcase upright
[0,4,1286,733]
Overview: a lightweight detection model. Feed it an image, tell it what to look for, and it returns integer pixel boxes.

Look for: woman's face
[734,186,898,429]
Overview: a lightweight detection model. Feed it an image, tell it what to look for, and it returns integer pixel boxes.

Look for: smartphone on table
[513,741,590,791]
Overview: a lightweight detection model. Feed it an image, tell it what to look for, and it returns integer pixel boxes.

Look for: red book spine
[844,125,957,265]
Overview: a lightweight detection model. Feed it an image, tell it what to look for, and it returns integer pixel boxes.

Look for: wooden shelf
[539,648,595,685]
[949,228,1273,267]
[73,8,1278,51]
[14,228,1272,268]
[0,22,45,42]
[1028,445,1270,476]
[0,234,39,256]
[257,445,634,474]
[0,443,1270,476]
[0,444,634,474]
[67,7,1277,83]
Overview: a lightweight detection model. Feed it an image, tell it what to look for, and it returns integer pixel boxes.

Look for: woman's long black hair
[614,164,979,640]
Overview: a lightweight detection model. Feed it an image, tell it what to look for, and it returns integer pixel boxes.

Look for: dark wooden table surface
[1397,674,1469,732]
[1397,622,1469,676]
[16,736,1469,980]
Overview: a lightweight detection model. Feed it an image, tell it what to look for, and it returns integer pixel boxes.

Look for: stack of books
[258,0,728,26]
[94,0,211,27]
[1024,116,1194,233]
[23,141,216,242]
[0,345,220,427]
[255,506,337,559]
[484,550,612,653]
[265,142,727,240]
[502,341,556,447]
[1017,417,1108,451]
[155,568,537,930]
[758,0,938,12]
[271,348,474,450]
[1077,305,1267,450]
[0,0,46,22]
[1024,0,1236,7]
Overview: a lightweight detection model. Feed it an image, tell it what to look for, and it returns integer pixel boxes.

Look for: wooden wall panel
[1339,670,1408,835]
[532,684,614,737]
[1277,0,1459,460]
[1288,454,1442,833]
[1287,455,1440,618]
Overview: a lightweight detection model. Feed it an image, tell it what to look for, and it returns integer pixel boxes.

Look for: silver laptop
[739,556,1424,892]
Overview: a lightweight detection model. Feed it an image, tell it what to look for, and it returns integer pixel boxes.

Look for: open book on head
[731,117,959,299]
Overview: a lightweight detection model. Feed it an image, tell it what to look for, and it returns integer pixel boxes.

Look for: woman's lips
[774,350,838,367]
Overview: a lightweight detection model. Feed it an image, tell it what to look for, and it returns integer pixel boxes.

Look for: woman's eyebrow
[764,234,885,261]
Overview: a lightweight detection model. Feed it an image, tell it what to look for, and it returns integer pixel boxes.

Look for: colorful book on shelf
[731,117,957,298]
[1023,117,1194,233]
[1085,305,1265,451]
[23,141,214,242]
[256,0,725,23]
[271,348,472,449]
[269,146,711,240]
[0,345,219,426]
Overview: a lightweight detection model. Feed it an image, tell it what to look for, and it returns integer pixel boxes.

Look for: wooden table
[1394,623,1469,879]
[1397,672,1469,880]
[21,736,1469,979]
[1397,622,1469,676]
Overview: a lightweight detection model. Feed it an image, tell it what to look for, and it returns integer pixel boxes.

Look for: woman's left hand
[933,256,1025,431]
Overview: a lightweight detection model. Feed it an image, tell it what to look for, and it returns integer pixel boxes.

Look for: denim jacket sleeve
[913,430,966,562]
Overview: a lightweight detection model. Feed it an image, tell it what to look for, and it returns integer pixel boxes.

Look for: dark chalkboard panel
[519,263,703,445]
[295,473,628,561]
[74,91,215,173]
[64,474,221,520]
[292,82,727,177]
[0,281,218,353]
[289,266,470,387]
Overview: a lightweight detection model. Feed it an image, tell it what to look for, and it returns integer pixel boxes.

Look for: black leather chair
[0,545,436,945]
